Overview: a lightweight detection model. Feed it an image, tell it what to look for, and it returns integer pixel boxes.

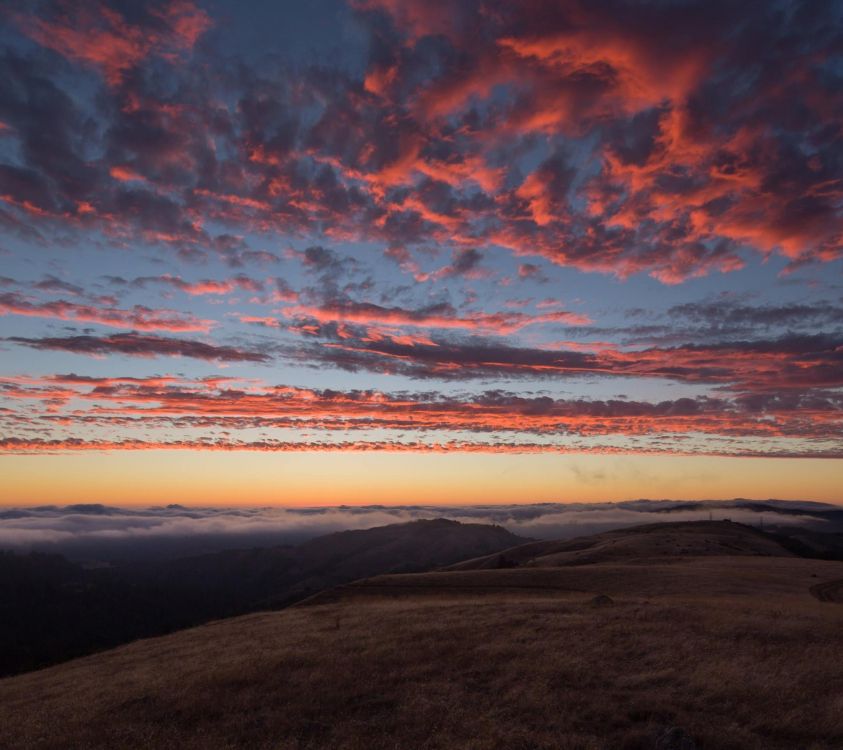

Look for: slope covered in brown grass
[445,520,794,570]
[2,522,843,750]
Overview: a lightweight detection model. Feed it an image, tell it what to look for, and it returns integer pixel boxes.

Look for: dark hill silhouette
[125,517,529,608]
[0,519,527,677]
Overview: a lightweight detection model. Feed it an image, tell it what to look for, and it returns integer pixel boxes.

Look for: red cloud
[278,301,591,335]
[1,437,839,460]
[2,376,841,459]
[109,165,147,182]
[0,293,210,332]
[16,1,211,86]
[136,274,265,296]
[3,0,839,282]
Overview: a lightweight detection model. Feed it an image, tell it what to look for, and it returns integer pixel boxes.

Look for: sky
[0,0,841,506]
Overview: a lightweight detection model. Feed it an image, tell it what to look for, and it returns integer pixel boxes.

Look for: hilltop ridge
[445,520,793,570]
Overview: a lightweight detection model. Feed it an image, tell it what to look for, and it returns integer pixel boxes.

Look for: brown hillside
[445,520,793,571]
[2,522,842,750]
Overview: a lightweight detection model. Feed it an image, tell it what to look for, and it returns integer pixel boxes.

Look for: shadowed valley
[0,519,527,677]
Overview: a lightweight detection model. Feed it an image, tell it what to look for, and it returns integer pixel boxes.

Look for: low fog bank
[1,499,840,562]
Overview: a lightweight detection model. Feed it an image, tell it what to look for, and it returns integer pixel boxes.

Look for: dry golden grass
[2,552,843,750]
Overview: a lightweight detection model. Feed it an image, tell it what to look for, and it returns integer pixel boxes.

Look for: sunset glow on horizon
[1,0,841,507]
[2,452,843,508]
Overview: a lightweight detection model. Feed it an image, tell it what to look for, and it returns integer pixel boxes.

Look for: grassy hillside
[2,522,842,749]
[0,519,527,677]
[445,520,794,570]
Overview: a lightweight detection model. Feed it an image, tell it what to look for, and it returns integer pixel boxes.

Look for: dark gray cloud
[286,327,843,392]
[8,332,270,363]
[34,275,85,296]
[563,298,843,349]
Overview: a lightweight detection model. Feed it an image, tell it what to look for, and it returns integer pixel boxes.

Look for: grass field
[2,525,843,749]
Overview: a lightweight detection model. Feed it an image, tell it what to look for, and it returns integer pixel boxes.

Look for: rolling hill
[444,520,794,570]
[0,519,527,677]
[2,520,842,749]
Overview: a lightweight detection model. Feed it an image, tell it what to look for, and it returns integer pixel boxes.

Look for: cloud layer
[2,373,842,459]
[1,499,835,560]
[0,0,841,468]
[3,0,841,277]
